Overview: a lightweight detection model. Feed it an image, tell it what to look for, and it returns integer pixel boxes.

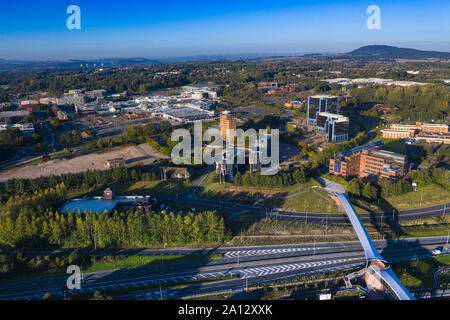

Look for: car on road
[432,249,441,255]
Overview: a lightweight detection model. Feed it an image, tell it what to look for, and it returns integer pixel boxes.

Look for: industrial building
[182,84,221,100]
[75,103,99,114]
[39,97,57,105]
[0,111,31,122]
[182,84,222,92]
[156,106,215,123]
[172,100,216,111]
[57,93,86,106]
[0,123,35,136]
[329,141,408,179]
[20,100,39,108]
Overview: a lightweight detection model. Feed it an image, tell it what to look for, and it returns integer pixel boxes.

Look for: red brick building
[381,122,449,140]
[329,141,407,179]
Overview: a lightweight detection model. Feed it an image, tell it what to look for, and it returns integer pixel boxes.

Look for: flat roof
[0,111,30,117]
[159,107,214,121]
[318,112,348,121]
[62,199,119,214]
[338,140,384,157]
[310,95,338,99]
[370,149,407,162]
[381,128,415,132]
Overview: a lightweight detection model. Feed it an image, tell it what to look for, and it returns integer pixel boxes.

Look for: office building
[420,123,449,134]
[220,111,237,141]
[381,129,416,139]
[307,95,339,127]
[381,122,449,144]
[329,141,407,179]
[316,112,349,142]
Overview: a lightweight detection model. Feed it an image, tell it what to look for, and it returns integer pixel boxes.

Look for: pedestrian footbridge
[333,192,416,300]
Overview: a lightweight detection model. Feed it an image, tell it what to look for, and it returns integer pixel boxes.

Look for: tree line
[233,167,307,188]
[0,68,190,98]
[3,164,160,198]
[348,84,449,121]
[0,184,230,249]
[345,167,448,200]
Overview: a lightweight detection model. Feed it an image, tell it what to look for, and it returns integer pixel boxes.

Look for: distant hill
[0,57,160,71]
[159,53,277,63]
[349,45,450,59]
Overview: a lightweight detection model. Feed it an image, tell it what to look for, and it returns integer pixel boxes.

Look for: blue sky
[0,0,449,60]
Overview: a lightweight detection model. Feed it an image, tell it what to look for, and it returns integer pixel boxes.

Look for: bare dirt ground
[0,143,169,182]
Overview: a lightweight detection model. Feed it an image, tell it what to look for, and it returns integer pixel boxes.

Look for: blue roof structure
[339,140,384,156]
[61,196,151,214]
[61,199,120,214]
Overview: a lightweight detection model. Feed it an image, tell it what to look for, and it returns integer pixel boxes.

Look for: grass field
[381,219,449,239]
[83,254,222,273]
[2,253,221,284]
[347,183,449,214]
[113,179,191,195]
[67,179,192,198]
[384,184,450,211]
[264,188,340,213]
[392,255,450,289]
[200,176,318,202]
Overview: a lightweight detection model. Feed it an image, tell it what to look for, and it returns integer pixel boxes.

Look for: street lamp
[313,240,316,256]
[305,200,308,223]
[445,231,449,249]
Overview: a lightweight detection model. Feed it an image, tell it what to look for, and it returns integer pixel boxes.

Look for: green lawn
[83,254,222,273]
[379,218,449,239]
[109,179,191,195]
[2,253,221,284]
[349,183,449,214]
[200,176,318,202]
[392,255,450,289]
[264,188,340,213]
[384,184,450,211]
[67,179,191,199]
